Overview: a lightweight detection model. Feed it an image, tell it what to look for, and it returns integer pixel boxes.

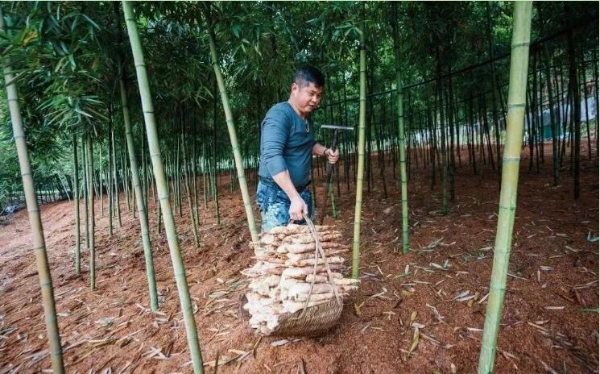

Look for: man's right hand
[289,195,308,222]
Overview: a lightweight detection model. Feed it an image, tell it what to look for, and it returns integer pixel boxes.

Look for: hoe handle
[319,130,339,225]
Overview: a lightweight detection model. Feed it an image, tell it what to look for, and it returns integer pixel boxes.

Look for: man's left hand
[325,148,340,164]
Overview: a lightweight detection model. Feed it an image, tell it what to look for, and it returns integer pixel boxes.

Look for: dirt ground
[0,144,598,374]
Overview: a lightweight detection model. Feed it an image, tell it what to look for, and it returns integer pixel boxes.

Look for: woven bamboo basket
[239,290,343,337]
[242,216,347,337]
[269,296,343,337]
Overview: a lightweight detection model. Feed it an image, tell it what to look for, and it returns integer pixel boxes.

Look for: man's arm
[262,115,288,178]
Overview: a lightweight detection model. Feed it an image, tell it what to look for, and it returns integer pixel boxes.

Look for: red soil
[0,145,598,374]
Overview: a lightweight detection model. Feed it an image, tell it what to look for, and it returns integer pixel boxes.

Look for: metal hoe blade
[320,124,354,131]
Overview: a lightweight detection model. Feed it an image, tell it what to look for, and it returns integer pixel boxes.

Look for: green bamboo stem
[182,133,200,247]
[112,129,122,228]
[176,137,182,217]
[203,6,258,243]
[122,2,204,372]
[73,135,81,274]
[99,147,104,218]
[392,2,410,254]
[352,7,367,279]
[83,136,90,250]
[0,8,65,372]
[478,2,532,373]
[86,135,96,291]
[119,65,159,311]
[107,136,114,236]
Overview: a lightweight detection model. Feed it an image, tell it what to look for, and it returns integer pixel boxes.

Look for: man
[256,64,340,232]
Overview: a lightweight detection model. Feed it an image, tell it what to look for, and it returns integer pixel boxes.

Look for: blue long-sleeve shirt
[258,102,316,187]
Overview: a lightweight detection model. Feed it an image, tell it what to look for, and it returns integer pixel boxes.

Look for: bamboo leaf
[578,308,598,313]
[407,326,420,356]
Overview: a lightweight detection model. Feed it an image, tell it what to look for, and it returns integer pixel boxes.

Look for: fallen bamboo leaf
[539,359,559,374]
[527,321,549,332]
[466,327,483,332]
[91,338,117,348]
[573,280,598,289]
[407,326,420,356]
[271,339,290,347]
[143,347,167,359]
[544,306,565,310]
[454,291,469,300]
[298,358,306,374]
[410,311,417,324]
[204,355,236,368]
[251,336,262,351]
[426,304,445,322]
[572,289,586,307]
[457,295,477,303]
[228,349,248,355]
[478,293,490,304]
[354,301,364,316]
[420,332,440,346]
[361,323,371,334]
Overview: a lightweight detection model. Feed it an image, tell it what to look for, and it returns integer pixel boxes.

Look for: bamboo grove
[0,2,597,373]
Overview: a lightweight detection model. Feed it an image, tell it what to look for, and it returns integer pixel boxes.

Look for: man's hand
[271,171,308,222]
[325,148,340,164]
[289,195,308,221]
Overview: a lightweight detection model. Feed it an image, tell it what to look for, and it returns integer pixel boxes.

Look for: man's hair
[293,64,325,88]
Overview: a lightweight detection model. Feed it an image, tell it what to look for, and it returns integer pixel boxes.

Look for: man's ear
[290,82,298,95]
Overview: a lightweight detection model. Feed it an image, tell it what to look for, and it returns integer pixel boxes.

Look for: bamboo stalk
[73,135,81,274]
[352,4,367,279]
[478,2,532,372]
[203,4,258,243]
[122,2,204,372]
[392,2,410,254]
[115,4,159,310]
[0,8,65,373]
[86,135,96,290]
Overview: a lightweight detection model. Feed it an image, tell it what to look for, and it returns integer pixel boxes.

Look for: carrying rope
[298,214,342,319]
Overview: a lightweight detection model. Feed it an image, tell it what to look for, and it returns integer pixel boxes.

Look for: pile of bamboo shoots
[241,224,359,335]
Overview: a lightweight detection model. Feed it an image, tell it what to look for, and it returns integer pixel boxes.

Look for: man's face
[290,82,323,117]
